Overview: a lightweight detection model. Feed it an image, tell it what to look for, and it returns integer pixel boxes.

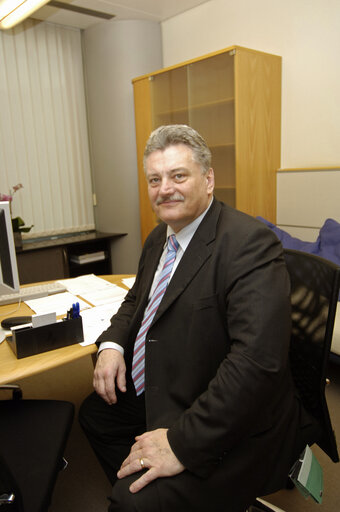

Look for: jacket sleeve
[167,224,292,478]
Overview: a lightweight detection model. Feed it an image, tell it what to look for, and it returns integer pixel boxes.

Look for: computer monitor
[0,201,20,296]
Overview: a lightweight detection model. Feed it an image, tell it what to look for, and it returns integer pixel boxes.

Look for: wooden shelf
[155,97,235,117]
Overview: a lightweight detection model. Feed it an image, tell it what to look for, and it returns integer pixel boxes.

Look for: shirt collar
[166,198,213,252]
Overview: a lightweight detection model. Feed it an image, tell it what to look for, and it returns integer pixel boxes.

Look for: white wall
[161,0,340,169]
[277,169,340,240]
[82,20,162,273]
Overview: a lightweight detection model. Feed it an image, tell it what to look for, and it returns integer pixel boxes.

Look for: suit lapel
[153,199,221,321]
[136,227,166,316]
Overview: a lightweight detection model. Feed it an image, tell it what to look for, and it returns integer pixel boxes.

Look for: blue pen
[74,302,80,319]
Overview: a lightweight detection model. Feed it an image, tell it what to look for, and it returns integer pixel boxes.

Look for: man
[80,125,312,512]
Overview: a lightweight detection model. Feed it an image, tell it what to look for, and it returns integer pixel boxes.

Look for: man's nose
[159,178,174,195]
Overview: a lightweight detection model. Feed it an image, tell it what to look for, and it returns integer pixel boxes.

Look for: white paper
[57,274,114,295]
[25,292,90,316]
[122,277,135,289]
[32,312,57,328]
[56,274,128,306]
[80,303,122,346]
[0,328,7,343]
[80,286,128,307]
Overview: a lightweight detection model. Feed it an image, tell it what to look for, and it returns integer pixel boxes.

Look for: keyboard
[0,282,67,305]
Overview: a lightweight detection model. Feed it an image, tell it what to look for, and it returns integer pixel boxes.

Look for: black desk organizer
[7,317,84,359]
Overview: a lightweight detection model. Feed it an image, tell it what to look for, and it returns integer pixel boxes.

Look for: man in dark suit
[79,125,312,512]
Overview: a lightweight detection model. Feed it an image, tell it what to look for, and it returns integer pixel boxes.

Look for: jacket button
[147,338,158,343]
[148,386,159,393]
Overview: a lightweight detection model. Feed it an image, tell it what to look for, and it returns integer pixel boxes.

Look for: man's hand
[93,349,126,404]
[117,428,185,493]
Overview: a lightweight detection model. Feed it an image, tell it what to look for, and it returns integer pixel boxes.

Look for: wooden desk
[0,275,132,385]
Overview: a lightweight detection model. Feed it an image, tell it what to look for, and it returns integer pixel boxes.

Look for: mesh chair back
[283,249,340,463]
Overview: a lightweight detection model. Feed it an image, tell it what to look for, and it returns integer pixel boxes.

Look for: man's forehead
[145,145,195,170]
[147,143,194,158]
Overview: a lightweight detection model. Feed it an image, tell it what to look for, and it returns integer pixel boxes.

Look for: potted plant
[0,183,33,248]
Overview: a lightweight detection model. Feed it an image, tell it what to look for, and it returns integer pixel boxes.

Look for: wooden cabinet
[132,46,281,244]
[16,231,126,284]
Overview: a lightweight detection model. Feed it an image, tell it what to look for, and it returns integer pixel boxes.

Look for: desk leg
[91,352,97,367]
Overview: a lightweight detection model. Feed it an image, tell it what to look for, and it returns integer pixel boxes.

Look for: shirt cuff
[98,341,124,356]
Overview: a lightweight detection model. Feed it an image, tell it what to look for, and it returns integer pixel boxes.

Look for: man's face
[145,144,214,233]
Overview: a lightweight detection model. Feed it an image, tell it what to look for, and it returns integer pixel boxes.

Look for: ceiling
[31,0,210,30]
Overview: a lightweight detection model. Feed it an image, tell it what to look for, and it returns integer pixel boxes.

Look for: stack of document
[70,251,106,265]
[58,274,128,307]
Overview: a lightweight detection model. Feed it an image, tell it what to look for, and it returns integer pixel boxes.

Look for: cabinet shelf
[155,97,235,117]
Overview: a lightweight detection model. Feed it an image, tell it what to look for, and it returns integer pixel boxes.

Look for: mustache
[156,193,185,206]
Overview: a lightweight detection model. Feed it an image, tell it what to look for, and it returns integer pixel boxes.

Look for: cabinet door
[139,67,189,237]
[235,48,281,221]
[133,77,156,243]
[150,66,189,127]
[17,247,68,284]
[187,51,235,208]
[150,52,236,209]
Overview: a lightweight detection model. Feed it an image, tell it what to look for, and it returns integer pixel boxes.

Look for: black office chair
[0,384,74,512]
[250,249,340,512]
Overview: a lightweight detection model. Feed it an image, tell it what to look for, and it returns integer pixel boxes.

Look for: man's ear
[206,168,215,193]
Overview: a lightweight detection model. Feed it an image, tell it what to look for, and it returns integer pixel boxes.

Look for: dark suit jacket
[97,199,312,507]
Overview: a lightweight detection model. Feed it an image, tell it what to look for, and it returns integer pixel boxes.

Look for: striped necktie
[132,234,179,395]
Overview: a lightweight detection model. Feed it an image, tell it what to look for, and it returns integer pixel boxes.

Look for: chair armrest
[0,384,22,400]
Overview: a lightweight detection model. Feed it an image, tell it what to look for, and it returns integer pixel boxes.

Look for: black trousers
[79,381,256,512]
[79,379,146,485]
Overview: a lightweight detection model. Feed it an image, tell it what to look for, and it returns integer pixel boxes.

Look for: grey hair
[143,124,211,174]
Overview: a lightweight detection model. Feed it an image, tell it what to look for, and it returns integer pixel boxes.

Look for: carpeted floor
[17,355,340,512]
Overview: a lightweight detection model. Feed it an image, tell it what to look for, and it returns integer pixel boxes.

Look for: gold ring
[139,458,145,469]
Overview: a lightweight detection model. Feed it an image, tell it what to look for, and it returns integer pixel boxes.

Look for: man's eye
[149,177,160,185]
[174,174,184,180]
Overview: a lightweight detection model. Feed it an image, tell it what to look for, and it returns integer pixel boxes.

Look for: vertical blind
[0,19,94,239]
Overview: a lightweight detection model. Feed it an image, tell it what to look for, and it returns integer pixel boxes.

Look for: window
[0,19,94,239]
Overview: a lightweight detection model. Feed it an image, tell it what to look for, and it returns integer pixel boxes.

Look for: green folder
[289,445,323,503]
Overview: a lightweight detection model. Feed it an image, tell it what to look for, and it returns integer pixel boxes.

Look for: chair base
[248,498,286,512]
